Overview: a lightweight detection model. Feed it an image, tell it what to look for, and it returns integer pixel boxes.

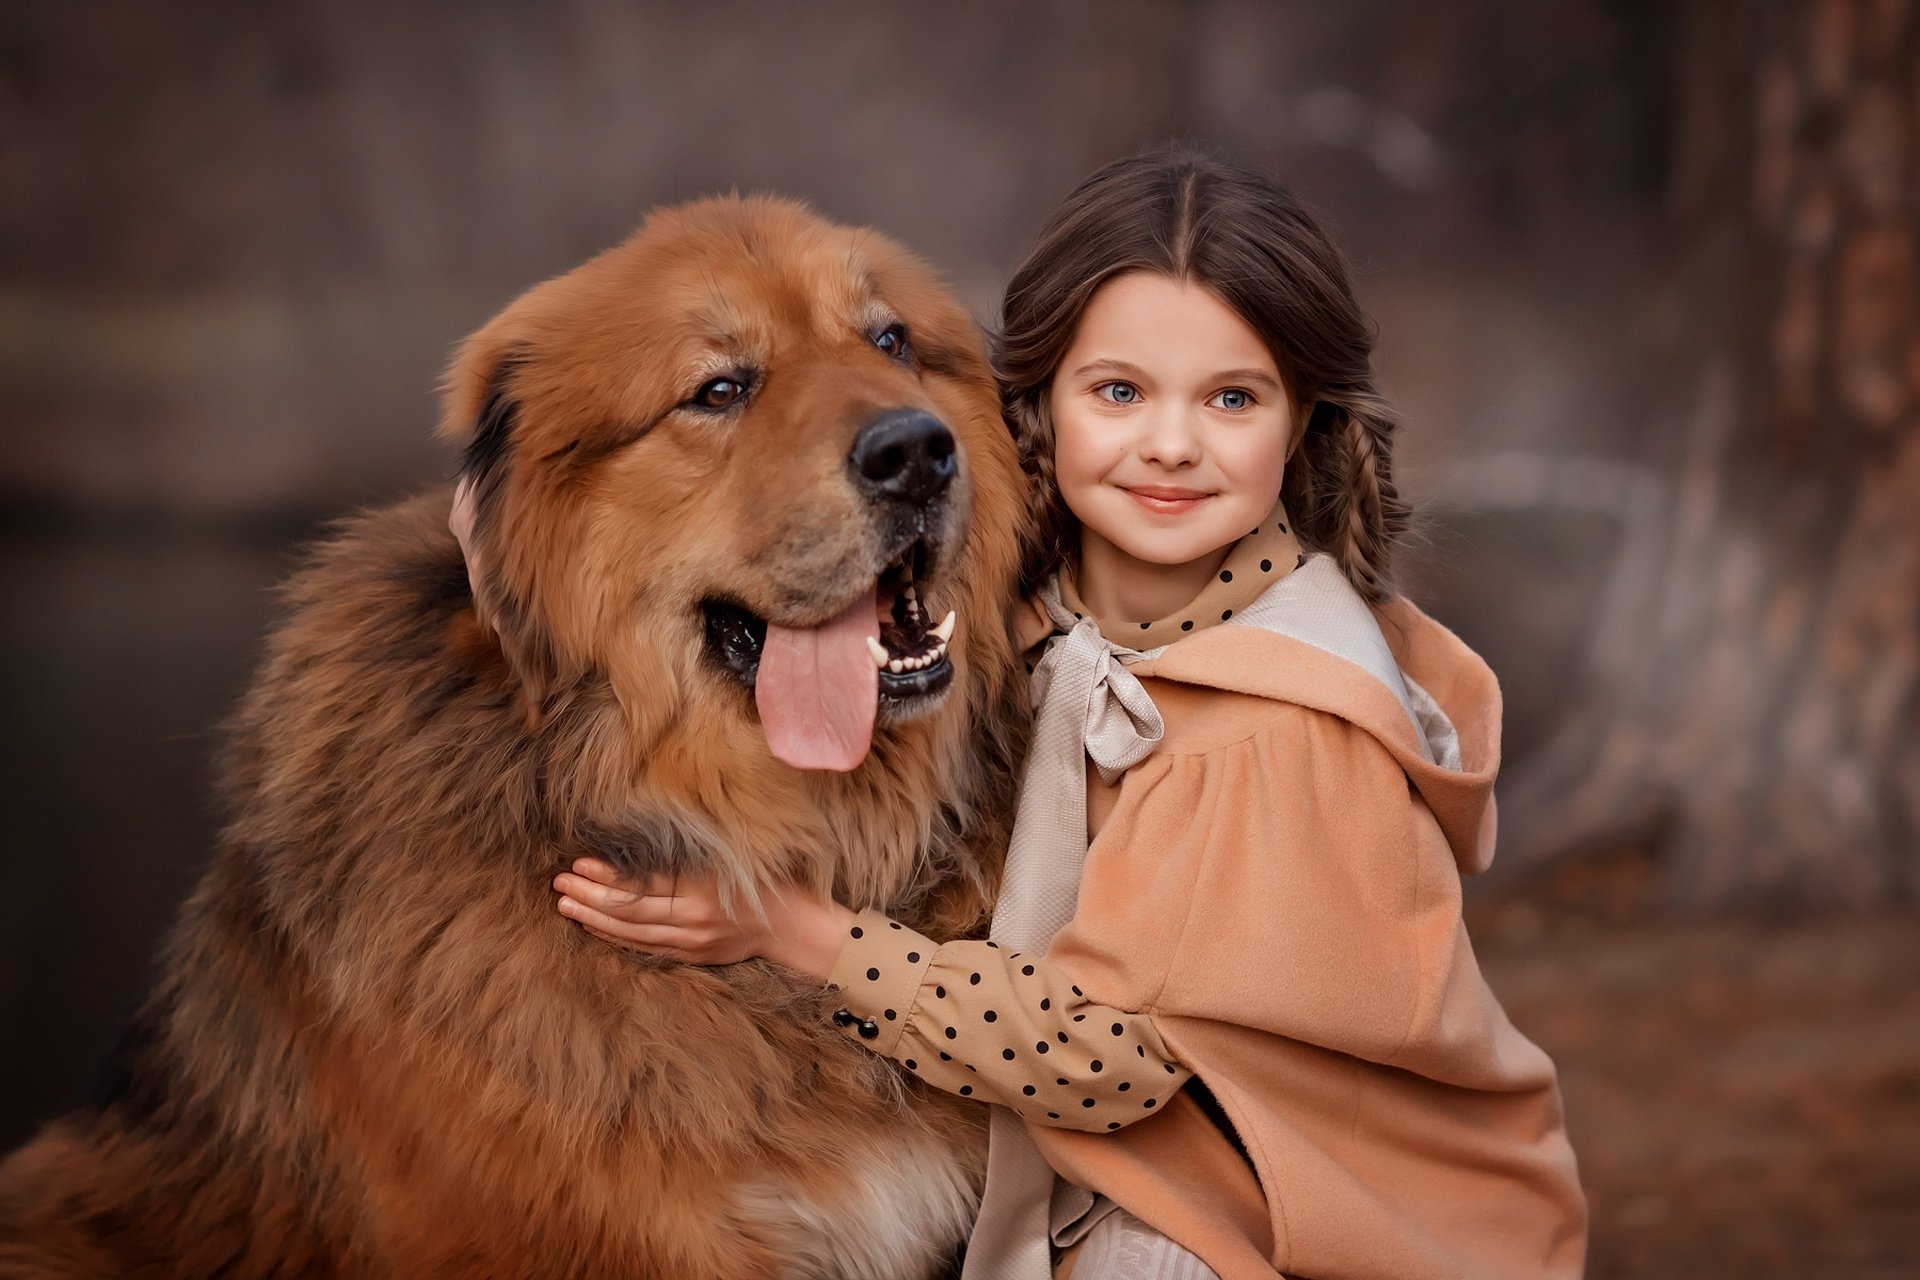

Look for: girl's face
[1048,272,1294,580]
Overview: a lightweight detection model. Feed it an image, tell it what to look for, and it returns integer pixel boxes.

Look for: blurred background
[2,1,1915,1274]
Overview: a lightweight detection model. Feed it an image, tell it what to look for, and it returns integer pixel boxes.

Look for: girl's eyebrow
[1209,367,1284,392]
[1067,357,1282,393]
[1067,357,1150,381]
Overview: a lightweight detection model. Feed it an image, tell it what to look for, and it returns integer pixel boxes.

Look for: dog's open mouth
[702,537,956,770]
[868,541,956,689]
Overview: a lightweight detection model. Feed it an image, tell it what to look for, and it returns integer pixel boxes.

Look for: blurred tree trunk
[1509,0,1918,908]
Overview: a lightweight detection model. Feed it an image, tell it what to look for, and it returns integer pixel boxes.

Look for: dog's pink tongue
[755,587,879,772]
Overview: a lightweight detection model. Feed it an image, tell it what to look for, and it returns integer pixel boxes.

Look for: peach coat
[1001,570,1589,1279]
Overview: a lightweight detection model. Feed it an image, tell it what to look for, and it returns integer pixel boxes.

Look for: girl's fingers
[553,872,672,920]
[567,858,715,905]
[559,897,698,954]
[556,870,731,923]
[553,871,620,906]
[621,870,698,900]
[567,857,676,895]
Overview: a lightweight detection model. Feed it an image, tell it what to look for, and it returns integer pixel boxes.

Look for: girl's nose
[1137,406,1204,467]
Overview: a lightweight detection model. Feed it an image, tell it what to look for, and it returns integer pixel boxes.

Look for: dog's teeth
[932,610,956,642]
[866,636,889,668]
[887,658,905,673]
[929,641,947,663]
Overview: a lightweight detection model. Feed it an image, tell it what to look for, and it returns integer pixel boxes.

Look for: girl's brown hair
[999,144,1408,603]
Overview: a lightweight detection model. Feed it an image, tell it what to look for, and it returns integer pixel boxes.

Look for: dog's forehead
[669,241,887,348]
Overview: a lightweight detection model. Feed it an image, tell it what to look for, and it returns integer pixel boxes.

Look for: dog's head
[438,197,1027,847]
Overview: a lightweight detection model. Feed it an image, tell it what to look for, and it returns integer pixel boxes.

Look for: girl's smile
[1048,272,1296,624]
[1118,483,1215,515]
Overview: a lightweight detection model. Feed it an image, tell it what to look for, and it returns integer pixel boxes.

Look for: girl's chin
[1086,528,1239,571]
[1079,511,1249,562]
[1116,545,1227,570]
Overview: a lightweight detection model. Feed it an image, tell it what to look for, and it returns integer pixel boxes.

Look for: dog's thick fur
[0,197,1032,1278]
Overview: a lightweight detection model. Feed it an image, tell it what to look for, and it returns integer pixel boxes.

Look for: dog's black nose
[851,409,956,505]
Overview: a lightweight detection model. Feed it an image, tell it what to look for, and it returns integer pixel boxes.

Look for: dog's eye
[873,325,911,362]
[691,376,748,411]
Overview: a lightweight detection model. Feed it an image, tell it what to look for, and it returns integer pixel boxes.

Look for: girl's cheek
[1048,414,1100,483]
[1220,416,1290,483]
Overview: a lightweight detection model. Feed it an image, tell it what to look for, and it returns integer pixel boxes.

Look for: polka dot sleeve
[823,907,1190,1132]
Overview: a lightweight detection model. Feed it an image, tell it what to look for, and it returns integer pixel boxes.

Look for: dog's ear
[441,343,565,724]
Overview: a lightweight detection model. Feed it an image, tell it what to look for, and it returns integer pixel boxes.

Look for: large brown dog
[0,197,1032,1278]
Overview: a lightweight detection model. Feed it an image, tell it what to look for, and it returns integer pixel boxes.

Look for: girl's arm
[555,861,1190,1132]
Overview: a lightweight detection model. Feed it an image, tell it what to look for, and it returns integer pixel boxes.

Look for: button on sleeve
[824,908,940,1057]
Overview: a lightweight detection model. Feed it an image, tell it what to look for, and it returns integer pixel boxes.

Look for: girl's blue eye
[1095,382,1139,405]
[1210,388,1253,411]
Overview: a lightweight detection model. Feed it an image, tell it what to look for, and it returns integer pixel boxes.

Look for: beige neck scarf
[1059,504,1304,649]
[962,501,1301,1280]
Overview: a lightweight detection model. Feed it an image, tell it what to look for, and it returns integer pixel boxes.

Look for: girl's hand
[553,859,767,965]
[552,858,856,982]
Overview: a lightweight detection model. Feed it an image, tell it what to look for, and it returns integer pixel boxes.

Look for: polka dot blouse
[824,908,1190,1132]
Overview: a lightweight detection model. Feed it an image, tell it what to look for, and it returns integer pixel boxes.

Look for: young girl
[553,149,1588,1279]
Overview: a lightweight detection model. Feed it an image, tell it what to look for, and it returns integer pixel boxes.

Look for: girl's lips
[1118,485,1213,514]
